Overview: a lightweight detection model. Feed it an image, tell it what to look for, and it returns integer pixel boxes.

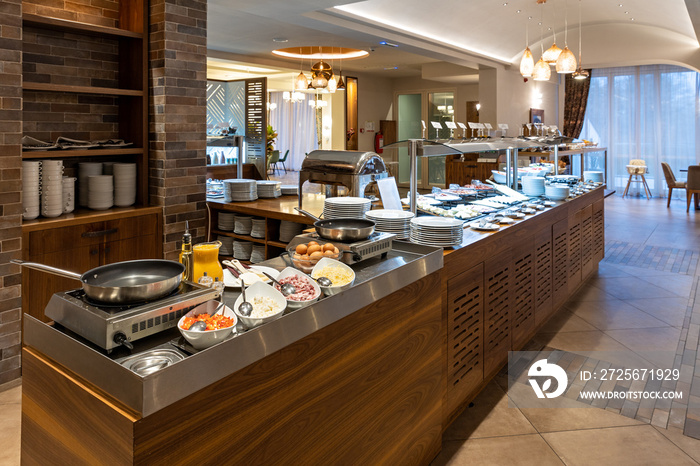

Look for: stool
[622,159,651,199]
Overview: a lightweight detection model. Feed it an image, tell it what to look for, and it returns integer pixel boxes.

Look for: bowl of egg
[288,240,342,273]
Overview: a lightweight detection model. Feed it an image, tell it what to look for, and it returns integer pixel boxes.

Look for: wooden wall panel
[511,241,536,350]
[567,209,583,294]
[534,226,554,326]
[592,199,605,263]
[483,251,511,378]
[580,205,594,278]
[552,218,569,310]
[446,263,484,416]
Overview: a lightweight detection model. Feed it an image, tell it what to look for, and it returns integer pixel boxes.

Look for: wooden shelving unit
[22,148,143,159]
[22,82,143,96]
[23,13,143,38]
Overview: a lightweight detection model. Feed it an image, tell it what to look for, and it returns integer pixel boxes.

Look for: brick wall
[0,0,23,385]
[23,0,119,28]
[149,0,207,260]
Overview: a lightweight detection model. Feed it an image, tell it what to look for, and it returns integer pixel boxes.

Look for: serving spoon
[238,277,253,316]
[188,302,225,331]
[315,276,332,287]
[262,271,296,296]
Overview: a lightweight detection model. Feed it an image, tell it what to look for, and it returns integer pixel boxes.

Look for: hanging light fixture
[294,48,308,90]
[532,5,551,81]
[572,0,589,79]
[273,46,367,90]
[541,0,561,66]
[520,17,534,78]
[556,1,577,73]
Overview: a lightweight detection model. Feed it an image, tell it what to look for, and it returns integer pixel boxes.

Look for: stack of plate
[88,175,113,210]
[522,176,545,197]
[281,185,298,196]
[409,217,464,248]
[22,161,41,220]
[583,171,604,183]
[251,218,266,238]
[218,212,235,231]
[323,197,371,219]
[78,162,102,207]
[223,179,257,202]
[256,180,281,198]
[218,235,234,256]
[279,220,305,242]
[233,240,253,260]
[234,215,252,235]
[113,163,137,207]
[62,177,76,213]
[250,244,265,263]
[365,209,414,240]
[544,184,570,201]
[41,160,64,218]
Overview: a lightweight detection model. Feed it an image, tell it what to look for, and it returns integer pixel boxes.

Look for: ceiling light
[379,40,398,47]
[272,46,369,60]
[272,37,288,43]
[542,39,562,66]
[520,47,534,78]
[327,74,338,92]
[295,71,308,91]
[556,2,577,74]
[572,0,589,80]
[533,57,551,81]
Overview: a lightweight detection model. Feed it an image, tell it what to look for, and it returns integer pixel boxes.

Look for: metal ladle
[188,301,225,331]
[238,277,253,316]
[316,276,332,287]
[262,271,296,296]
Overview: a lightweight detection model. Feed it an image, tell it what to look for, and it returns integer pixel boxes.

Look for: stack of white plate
[279,220,305,242]
[218,235,234,256]
[544,184,570,201]
[62,177,76,213]
[234,215,252,235]
[281,185,299,196]
[218,212,235,231]
[365,209,414,240]
[583,171,604,183]
[233,240,253,260]
[88,175,113,210]
[41,160,64,218]
[223,179,257,202]
[251,218,266,238]
[22,161,42,220]
[410,217,464,248]
[256,180,281,198]
[323,197,371,219]
[78,162,102,207]
[250,244,266,263]
[521,176,545,197]
[113,163,137,207]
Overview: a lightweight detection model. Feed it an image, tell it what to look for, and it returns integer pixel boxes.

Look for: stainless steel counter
[24,241,443,417]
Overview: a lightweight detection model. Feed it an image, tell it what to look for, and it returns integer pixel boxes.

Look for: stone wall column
[0,0,23,385]
[149,0,208,260]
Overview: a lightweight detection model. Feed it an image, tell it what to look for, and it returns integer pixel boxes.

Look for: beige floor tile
[565,283,617,304]
[593,276,680,300]
[594,262,632,278]
[0,395,21,466]
[653,426,700,463]
[611,263,695,279]
[431,435,564,466]
[538,310,600,334]
[637,275,695,299]
[0,382,21,405]
[604,327,682,368]
[543,425,697,466]
[569,299,671,331]
[626,297,690,328]
[443,382,536,440]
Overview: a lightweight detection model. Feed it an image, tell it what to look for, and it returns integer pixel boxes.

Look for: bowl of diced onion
[274,267,321,309]
[178,300,237,349]
[310,257,356,296]
[233,281,287,328]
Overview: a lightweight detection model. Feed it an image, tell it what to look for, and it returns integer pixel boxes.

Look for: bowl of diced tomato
[178,300,237,349]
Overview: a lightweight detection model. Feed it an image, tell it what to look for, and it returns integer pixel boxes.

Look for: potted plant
[266,125,278,156]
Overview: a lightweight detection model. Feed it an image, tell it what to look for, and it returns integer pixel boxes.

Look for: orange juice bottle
[192,241,224,284]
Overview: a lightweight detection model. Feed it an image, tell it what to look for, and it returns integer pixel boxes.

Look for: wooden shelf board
[267,241,288,248]
[23,82,143,97]
[22,206,162,233]
[23,14,142,39]
[211,230,266,245]
[22,148,143,159]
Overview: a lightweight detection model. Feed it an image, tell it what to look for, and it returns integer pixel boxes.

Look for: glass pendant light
[533,57,551,81]
[556,5,576,74]
[542,33,561,66]
[327,74,338,92]
[520,20,534,78]
[572,0,589,79]
[294,71,308,90]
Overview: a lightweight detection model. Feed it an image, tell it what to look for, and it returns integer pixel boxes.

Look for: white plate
[497,217,515,225]
[401,197,441,206]
[411,217,464,228]
[470,223,500,231]
[223,265,279,287]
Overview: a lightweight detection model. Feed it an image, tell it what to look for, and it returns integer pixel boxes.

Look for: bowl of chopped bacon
[273,267,322,309]
[178,300,237,349]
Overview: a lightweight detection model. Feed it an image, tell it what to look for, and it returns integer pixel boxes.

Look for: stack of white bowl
[113,163,137,207]
[234,215,253,235]
[256,180,282,198]
[217,212,235,231]
[41,160,64,218]
[223,179,257,202]
[22,161,42,220]
[78,162,102,207]
[544,184,570,201]
[233,240,253,260]
[323,197,371,219]
[62,177,76,213]
[88,175,113,210]
[281,185,299,196]
[279,221,305,242]
[583,171,605,183]
[365,209,414,240]
[250,218,266,238]
[250,244,265,263]
[521,176,545,197]
[217,235,234,256]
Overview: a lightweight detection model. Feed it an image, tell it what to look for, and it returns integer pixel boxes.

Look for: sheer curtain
[580,65,700,198]
[268,92,318,171]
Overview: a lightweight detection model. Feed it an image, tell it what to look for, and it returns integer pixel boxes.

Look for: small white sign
[476,123,486,129]
[377,177,403,211]
[498,123,509,130]
[467,122,479,129]
[421,120,427,129]
[430,121,443,129]
[457,122,467,129]
[484,123,493,130]
[445,121,457,129]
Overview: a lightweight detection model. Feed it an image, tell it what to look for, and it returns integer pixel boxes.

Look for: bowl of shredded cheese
[233,281,287,328]
[310,257,356,296]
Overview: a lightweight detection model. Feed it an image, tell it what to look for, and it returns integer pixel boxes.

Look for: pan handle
[11,260,82,281]
[294,207,321,222]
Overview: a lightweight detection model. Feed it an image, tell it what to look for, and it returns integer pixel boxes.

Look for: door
[396,93,423,186]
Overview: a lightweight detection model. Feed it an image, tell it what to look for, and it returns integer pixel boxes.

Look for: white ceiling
[207,0,700,85]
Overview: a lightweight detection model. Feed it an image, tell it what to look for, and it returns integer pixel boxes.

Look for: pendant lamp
[542,35,561,66]
[520,47,535,78]
[556,7,576,74]
[572,0,589,79]
[294,71,308,90]
[533,57,551,81]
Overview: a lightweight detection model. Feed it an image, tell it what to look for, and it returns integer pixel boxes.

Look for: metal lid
[120,348,185,377]
[301,150,387,175]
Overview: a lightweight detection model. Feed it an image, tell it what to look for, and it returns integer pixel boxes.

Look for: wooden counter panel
[567,209,583,293]
[592,199,605,263]
[483,250,512,378]
[534,225,554,327]
[552,217,570,310]
[132,272,443,465]
[21,348,137,466]
[208,194,323,223]
[511,239,536,351]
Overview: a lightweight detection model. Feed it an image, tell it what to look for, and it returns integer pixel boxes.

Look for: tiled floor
[2,193,699,465]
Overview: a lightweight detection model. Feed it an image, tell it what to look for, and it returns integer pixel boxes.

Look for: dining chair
[278,149,289,173]
[686,165,700,212]
[661,162,686,208]
[267,150,280,176]
[622,159,651,199]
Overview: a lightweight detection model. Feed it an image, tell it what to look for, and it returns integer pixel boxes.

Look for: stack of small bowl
[41,160,64,218]
[78,162,103,207]
[521,176,545,197]
[22,161,41,220]
[113,163,137,206]
[583,171,605,183]
[88,175,114,210]
[62,177,76,214]
[544,183,570,201]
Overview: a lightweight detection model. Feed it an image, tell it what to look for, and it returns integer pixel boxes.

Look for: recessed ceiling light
[619,4,623,7]
[272,37,288,43]
[383,66,398,70]
[379,40,398,47]
[625,11,629,14]
[503,2,508,6]
[517,10,521,13]
[630,18,635,21]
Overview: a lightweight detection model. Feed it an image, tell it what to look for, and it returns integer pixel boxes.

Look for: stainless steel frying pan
[295,208,375,242]
[12,259,184,304]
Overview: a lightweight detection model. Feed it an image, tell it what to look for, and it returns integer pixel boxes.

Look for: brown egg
[322,243,335,252]
[300,254,311,266]
[323,249,336,256]
[307,241,319,247]
[293,253,301,260]
[309,251,324,261]
[307,244,322,254]
[295,244,308,255]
